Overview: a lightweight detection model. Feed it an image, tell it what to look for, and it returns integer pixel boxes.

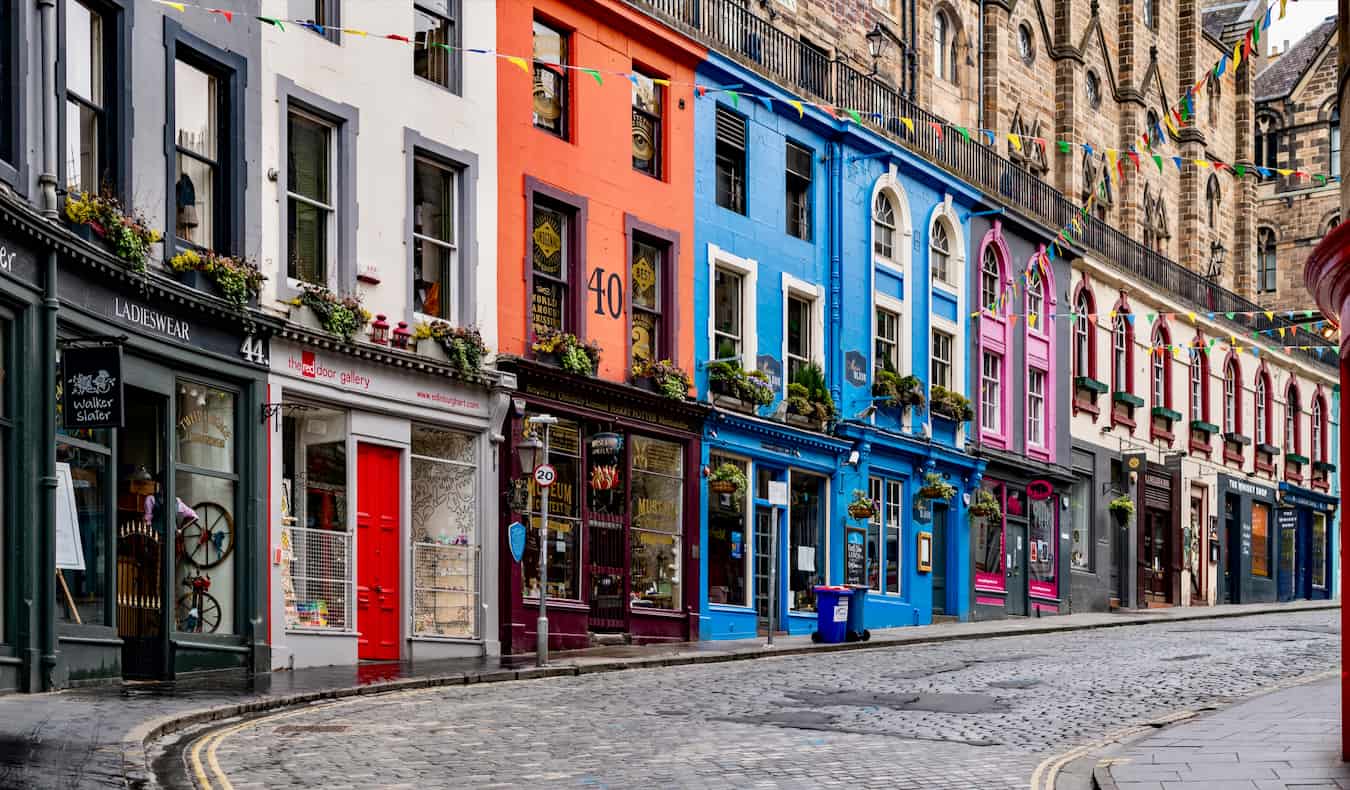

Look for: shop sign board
[1277,508,1297,536]
[61,344,124,429]
[0,238,40,287]
[844,526,866,586]
[508,521,527,563]
[913,496,932,524]
[281,343,485,415]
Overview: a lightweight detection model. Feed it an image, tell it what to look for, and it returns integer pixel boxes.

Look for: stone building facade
[1254,18,1341,313]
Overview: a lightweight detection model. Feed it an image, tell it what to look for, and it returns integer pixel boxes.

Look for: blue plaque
[508,521,527,563]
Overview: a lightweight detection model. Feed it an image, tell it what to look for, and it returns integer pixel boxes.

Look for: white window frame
[409,427,481,640]
[1027,368,1045,446]
[411,155,461,327]
[926,198,966,442]
[782,273,825,394]
[931,328,953,390]
[1255,376,1268,445]
[1312,398,1323,463]
[875,305,901,374]
[707,243,758,374]
[871,168,913,277]
[981,350,1002,433]
[285,106,338,290]
[1190,352,1204,420]
[1223,361,1237,433]
[1073,293,1090,378]
[873,291,909,428]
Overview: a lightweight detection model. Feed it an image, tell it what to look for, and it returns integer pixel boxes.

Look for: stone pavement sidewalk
[1095,675,1350,790]
[0,598,1334,789]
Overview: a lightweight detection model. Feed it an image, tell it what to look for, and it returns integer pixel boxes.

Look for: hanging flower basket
[708,462,748,498]
[1109,494,1135,523]
[968,488,1002,520]
[917,472,956,501]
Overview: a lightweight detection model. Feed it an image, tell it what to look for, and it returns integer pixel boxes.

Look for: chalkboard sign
[845,526,866,586]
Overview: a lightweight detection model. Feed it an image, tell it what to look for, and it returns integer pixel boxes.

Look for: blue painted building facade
[692,52,984,641]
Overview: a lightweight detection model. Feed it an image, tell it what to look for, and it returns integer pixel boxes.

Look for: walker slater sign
[61,345,124,429]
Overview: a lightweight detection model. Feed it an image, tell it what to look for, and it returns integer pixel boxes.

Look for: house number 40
[239,335,268,365]
[588,268,623,319]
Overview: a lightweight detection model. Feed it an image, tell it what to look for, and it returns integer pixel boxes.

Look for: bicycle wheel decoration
[178,502,235,569]
[176,590,222,633]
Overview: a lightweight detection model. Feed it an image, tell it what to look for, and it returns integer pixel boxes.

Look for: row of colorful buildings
[0,0,1338,690]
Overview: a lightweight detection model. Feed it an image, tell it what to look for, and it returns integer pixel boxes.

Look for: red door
[357,443,401,660]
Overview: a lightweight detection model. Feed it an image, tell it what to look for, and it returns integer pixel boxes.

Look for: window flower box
[1190,421,1220,435]
[1112,391,1145,408]
[1223,432,1252,445]
[930,385,974,423]
[1075,376,1109,394]
[1151,406,1182,422]
[1285,453,1310,466]
[1313,460,1337,473]
[1256,443,1282,456]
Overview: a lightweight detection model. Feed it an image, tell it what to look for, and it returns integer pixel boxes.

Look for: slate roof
[1255,16,1338,102]
[1202,3,1247,42]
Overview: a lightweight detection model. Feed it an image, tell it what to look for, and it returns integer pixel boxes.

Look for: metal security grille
[412,543,478,638]
[285,527,353,630]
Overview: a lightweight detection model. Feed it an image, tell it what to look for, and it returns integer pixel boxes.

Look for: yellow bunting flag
[653,78,671,87]
[346,28,369,36]
[788,100,804,118]
[1028,314,1037,329]
[1009,134,1022,152]
[1233,39,1243,69]
[1187,312,1196,322]
[1277,168,1293,176]
[505,56,529,73]
[1264,311,1275,321]
[155,0,186,9]
[1280,0,1287,18]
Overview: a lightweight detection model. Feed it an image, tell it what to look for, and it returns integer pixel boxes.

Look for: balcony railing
[633,0,1335,367]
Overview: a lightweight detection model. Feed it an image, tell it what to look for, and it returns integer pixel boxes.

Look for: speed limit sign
[533,464,557,488]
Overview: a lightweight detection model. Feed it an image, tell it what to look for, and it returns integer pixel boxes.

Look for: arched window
[1143,0,1157,29]
[1326,214,1341,235]
[1223,358,1239,434]
[1025,259,1044,328]
[1312,396,1325,463]
[1285,383,1301,454]
[980,246,1001,310]
[931,219,951,284]
[934,10,954,83]
[1142,185,1155,249]
[873,192,896,259]
[1112,310,1131,393]
[1255,372,1269,445]
[1150,326,1170,411]
[1256,114,1280,169]
[1257,227,1277,293]
[1207,77,1220,128]
[1330,108,1340,179]
[1206,175,1220,227]
[1085,70,1101,109]
[1146,111,1161,147]
[1189,341,1207,422]
[1073,288,1094,379]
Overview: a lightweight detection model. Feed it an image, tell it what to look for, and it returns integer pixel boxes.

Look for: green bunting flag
[1057,140,1071,154]
[257,15,284,30]
[583,68,603,85]
[845,108,864,125]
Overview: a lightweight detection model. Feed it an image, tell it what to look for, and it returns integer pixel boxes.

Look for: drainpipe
[37,0,60,690]
[828,139,844,411]
[977,0,985,131]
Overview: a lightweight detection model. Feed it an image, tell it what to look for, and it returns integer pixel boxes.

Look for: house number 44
[239,335,268,365]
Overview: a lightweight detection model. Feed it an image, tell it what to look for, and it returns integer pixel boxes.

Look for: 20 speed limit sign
[533,464,557,488]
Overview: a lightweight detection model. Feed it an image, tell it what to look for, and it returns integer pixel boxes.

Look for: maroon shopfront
[497,359,707,653]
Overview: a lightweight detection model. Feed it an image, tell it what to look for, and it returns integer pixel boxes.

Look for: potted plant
[785,362,835,428]
[930,385,976,423]
[707,362,774,412]
[846,490,877,519]
[1109,494,1136,523]
[65,191,163,272]
[872,370,925,409]
[414,321,490,379]
[969,488,1002,520]
[633,359,692,400]
[291,284,371,342]
[708,462,748,497]
[166,249,266,310]
[532,328,601,376]
[917,472,956,501]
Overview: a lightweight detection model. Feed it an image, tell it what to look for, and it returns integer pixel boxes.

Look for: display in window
[630,436,683,610]
[1312,514,1328,588]
[707,456,749,607]
[1028,494,1056,599]
[56,445,109,625]
[1251,502,1270,578]
[521,417,581,601]
[789,473,824,611]
[411,425,479,638]
[282,406,353,631]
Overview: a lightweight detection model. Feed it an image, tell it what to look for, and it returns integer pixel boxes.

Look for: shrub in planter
[930,385,975,422]
[707,362,774,407]
[786,363,835,424]
[739,369,775,406]
[1108,494,1136,520]
[166,249,266,309]
[873,370,924,409]
[65,192,163,271]
[969,488,1002,521]
[917,472,956,501]
[532,328,601,376]
[846,490,876,519]
[417,321,490,378]
[632,358,691,400]
[292,284,371,342]
[708,463,748,497]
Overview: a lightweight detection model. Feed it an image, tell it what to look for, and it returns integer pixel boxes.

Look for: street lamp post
[517,415,557,666]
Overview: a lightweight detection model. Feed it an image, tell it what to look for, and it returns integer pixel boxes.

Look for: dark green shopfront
[0,198,274,692]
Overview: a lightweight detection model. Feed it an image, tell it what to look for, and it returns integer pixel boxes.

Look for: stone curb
[120,600,1339,788]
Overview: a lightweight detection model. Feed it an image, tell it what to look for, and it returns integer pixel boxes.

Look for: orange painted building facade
[495,0,709,653]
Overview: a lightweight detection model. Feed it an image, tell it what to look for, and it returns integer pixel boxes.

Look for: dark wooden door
[357,443,401,661]
[1141,509,1172,604]
[931,506,947,615]
[1005,523,1028,616]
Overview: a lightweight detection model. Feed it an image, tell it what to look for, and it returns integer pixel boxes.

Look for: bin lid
[813,585,852,593]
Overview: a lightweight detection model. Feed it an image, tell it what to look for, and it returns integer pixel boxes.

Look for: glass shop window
[1312,513,1327,589]
[630,436,683,610]
[789,472,825,611]
[1251,502,1270,578]
[55,346,110,626]
[974,482,1003,577]
[410,425,478,638]
[1028,494,1056,588]
[1069,477,1091,571]
[522,417,581,601]
[281,404,353,631]
[174,382,238,635]
[707,455,749,607]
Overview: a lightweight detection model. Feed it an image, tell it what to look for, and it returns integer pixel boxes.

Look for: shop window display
[630,436,683,610]
[1069,478,1090,570]
[974,483,1004,584]
[410,425,478,638]
[522,417,581,601]
[1027,493,1056,598]
[174,383,238,635]
[706,456,749,607]
[789,472,825,611]
[56,442,109,625]
[1251,502,1270,577]
[1312,513,1327,589]
[281,405,353,630]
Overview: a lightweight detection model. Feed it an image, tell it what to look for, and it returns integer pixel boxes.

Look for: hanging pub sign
[61,344,124,429]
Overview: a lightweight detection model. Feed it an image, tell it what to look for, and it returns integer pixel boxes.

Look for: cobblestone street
[167,609,1340,789]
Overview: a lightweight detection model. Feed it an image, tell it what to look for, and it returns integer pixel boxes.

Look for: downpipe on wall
[37,0,60,690]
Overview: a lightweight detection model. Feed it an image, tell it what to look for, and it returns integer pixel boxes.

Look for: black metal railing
[631,0,1335,366]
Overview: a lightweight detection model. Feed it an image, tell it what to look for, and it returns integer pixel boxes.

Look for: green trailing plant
[930,385,976,423]
[633,358,691,400]
[707,361,775,407]
[708,462,749,497]
[532,328,601,376]
[917,472,957,501]
[785,362,835,424]
[872,370,925,409]
[167,249,266,309]
[1108,494,1136,518]
[846,489,877,519]
[417,321,490,378]
[969,488,1002,521]
[293,284,371,341]
[65,191,163,271]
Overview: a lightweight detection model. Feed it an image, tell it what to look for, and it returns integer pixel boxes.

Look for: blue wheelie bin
[845,585,871,642]
[811,586,852,643]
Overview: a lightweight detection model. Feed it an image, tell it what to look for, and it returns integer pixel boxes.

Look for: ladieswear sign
[61,345,124,428]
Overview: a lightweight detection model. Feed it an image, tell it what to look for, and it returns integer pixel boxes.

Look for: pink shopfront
[972,476,1067,618]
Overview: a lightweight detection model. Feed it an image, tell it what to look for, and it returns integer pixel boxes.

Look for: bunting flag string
[147,0,1343,189]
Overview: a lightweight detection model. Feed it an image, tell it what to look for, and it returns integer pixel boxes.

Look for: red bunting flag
[209,8,233,22]
[386,33,411,43]
[930,122,943,141]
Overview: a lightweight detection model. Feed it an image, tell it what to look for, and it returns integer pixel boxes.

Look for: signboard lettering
[844,351,867,387]
[282,343,483,413]
[523,383,695,432]
[756,355,782,394]
[114,297,192,342]
[844,526,866,586]
[60,344,124,429]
